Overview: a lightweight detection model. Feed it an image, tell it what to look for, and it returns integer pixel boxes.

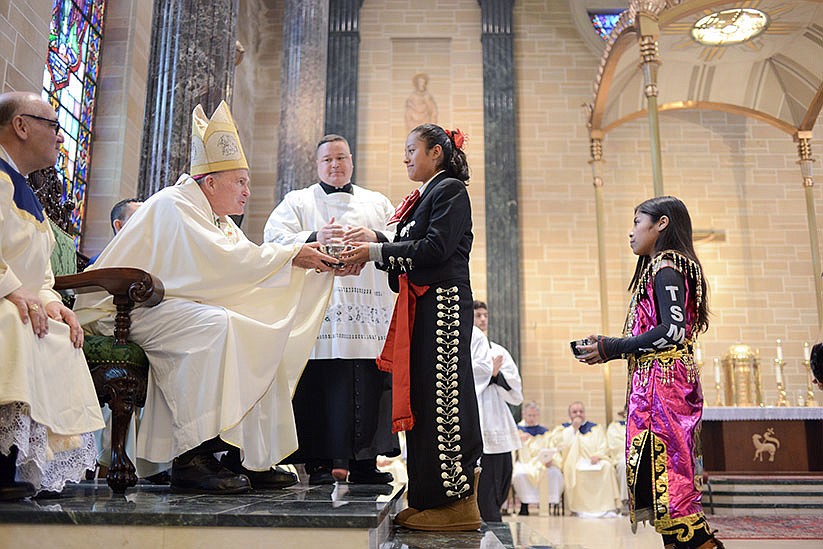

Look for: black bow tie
[320,182,353,194]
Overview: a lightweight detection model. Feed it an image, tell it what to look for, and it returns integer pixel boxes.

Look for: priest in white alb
[263,134,400,485]
[75,101,337,494]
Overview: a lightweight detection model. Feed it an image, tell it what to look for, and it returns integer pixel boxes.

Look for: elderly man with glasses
[0,91,105,500]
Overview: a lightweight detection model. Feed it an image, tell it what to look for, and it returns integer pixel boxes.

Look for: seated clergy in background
[87,198,142,266]
[0,91,105,500]
[511,401,564,516]
[558,401,621,517]
[75,100,338,495]
[606,406,628,505]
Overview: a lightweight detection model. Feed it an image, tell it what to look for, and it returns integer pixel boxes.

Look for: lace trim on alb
[0,402,97,493]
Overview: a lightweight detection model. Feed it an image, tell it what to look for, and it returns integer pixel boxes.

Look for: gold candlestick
[803,342,818,407]
[775,357,788,407]
[712,357,723,406]
[754,349,764,406]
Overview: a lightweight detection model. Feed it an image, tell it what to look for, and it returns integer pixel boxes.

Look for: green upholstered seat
[83,334,149,371]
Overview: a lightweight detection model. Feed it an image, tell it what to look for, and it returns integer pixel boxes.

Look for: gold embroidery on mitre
[190,100,248,177]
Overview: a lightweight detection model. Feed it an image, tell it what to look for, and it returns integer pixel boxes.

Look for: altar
[702,406,823,474]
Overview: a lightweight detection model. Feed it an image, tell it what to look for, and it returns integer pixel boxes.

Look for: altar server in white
[76,101,336,494]
[472,300,523,522]
[0,91,104,500]
[264,134,400,485]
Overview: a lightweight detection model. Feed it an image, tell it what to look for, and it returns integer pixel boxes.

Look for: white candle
[695,343,703,364]
[775,361,783,385]
[803,341,811,362]
[713,357,721,385]
[776,339,783,361]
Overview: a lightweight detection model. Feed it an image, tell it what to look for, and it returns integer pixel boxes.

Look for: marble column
[478,0,521,367]
[138,0,238,197]
[276,0,329,202]
[325,0,363,164]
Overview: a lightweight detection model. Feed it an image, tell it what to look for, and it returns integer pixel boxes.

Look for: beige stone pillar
[796,131,822,331]
[634,4,664,197]
[590,133,613,425]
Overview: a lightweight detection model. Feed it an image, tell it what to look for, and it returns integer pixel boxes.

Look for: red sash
[377,273,429,432]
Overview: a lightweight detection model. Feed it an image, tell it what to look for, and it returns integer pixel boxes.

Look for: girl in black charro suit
[341,124,482,531]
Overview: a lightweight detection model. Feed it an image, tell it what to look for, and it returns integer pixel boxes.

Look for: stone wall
[82,0,153,254]
[0,0,50,93]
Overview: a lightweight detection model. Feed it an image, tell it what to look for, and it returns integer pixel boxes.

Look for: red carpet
[708,515,823,540]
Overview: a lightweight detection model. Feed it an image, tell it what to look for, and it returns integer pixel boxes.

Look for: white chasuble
[559,423,621,515]
[0,146,104,439]
[264,184,396,359]
[75,175,333,473]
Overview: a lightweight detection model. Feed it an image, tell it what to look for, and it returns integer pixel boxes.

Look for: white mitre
[190,100,248,177]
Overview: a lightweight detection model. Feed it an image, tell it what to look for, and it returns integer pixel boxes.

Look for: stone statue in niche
[235,40,246,66]
[405,73,438,131]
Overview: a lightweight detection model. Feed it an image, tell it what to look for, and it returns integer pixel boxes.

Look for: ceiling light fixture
[691,8,769,46]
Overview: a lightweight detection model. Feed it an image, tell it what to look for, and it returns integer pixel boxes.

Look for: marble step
[0,480,552,549]
[702,475,823,515]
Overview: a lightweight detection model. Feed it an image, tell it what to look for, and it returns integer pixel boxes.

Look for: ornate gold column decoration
[589,130,613,425]
[632,1,666,197]
[795,131,822,331]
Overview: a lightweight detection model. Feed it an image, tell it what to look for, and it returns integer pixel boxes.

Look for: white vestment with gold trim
[76,175,332,474]
[0,146,104,491]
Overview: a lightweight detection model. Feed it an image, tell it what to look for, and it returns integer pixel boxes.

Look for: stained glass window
[589,11,625,41]
[41,0,107,247]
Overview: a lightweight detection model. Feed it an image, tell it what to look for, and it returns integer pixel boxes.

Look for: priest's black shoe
[0,481,35,501]
[347,467,393,485]
[170,453,251,494]
[0,446,35,501]
[307,466,335,485]
[143,470,171,485]
[220,451,297,490]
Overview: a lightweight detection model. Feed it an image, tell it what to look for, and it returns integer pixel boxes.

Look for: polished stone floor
[6,481,816,548]
[0,480,560,548]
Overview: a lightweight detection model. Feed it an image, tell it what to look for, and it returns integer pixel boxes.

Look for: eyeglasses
[18,113,61,135]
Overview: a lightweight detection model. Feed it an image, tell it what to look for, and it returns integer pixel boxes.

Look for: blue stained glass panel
[42,0,107,248]
[589,11,625,41]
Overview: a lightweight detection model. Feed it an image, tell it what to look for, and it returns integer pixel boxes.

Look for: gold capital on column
[590,137,603,162]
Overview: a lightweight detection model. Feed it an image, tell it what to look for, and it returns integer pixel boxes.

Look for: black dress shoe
[170,454,251,494]
[0,481,35,501]
[144,470,171,485]
[0,446,34,501]
[347,468,393,485]
[308,470,335,485]
[220,453,297,490]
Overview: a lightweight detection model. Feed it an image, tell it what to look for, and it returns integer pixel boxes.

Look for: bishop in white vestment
[75,101,336,494]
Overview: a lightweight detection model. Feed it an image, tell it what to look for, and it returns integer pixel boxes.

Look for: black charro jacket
[380,172,473,292]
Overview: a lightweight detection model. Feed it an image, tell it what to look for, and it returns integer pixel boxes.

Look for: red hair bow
[444,128,465,150]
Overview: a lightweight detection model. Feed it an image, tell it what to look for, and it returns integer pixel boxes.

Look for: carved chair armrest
[54,267,164,345]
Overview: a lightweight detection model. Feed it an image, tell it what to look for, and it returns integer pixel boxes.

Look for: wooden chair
[32,168,163,493]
